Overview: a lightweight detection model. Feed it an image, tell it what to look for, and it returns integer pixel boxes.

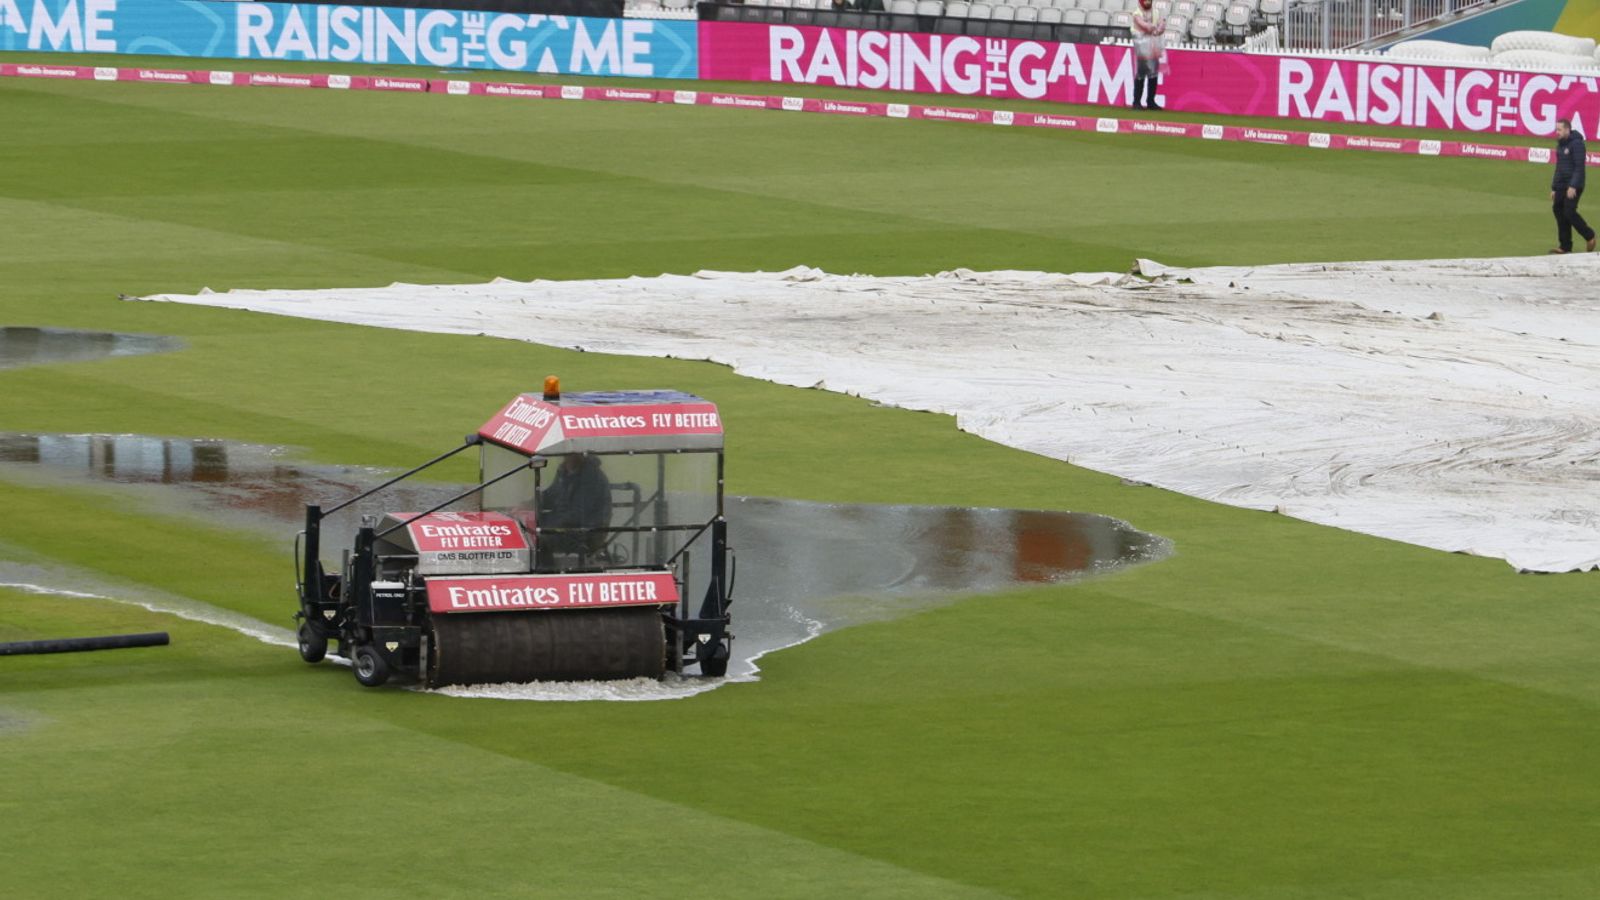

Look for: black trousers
[1553,186,1595,251]
[1134,57,1160,107]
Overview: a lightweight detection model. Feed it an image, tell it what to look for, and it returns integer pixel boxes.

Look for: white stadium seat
[1257,0,1282,14]
[1039,6,1064,21]
[1189,15,1216,39]
[1111,10,1133,27]
[1491,30,1596,58]
[1224,3,1250,26]
[1063,7,1087,22]
[889,0,915,12]
[946,0,971,14]
[991,4,1016,19]
[1086,9,1110,24]
[969,2,993,16]
[916,0,944,13]
[1017,5,1040,20]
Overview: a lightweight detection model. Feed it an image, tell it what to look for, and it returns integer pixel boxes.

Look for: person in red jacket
[1130,0,1166,110]
[1549,118,1595,254]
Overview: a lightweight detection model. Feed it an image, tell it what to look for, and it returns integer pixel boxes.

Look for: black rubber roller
[427,607,665,687]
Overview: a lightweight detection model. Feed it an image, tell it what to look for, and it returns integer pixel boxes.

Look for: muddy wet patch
[0,327,181,369]
[0,433,1171,699]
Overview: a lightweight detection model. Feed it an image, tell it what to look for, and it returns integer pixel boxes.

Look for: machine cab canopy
[478,390,723,457]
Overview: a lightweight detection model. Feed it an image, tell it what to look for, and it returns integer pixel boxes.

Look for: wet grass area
[0,327,182,369]
[0,433,1170,695]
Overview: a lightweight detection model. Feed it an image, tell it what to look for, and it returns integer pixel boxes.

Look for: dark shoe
[1549,248,1569,254]
[1587,236,1597,252]
[1146,103,1163,111]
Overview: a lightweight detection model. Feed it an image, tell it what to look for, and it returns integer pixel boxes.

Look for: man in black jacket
[538,453,611,556]
[1550,118,1596,254]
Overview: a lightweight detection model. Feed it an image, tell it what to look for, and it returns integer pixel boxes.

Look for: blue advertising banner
[0,0,697,78]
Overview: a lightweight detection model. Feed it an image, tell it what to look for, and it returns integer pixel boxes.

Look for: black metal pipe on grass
[0,632,170,656]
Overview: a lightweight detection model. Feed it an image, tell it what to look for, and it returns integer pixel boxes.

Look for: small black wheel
[297,622,328,664]
[351,645,390,688]
[696,640,730,678]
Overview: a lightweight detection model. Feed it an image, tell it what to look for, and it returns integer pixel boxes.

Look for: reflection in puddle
[0,327,181,369]
[0,433,1170,699]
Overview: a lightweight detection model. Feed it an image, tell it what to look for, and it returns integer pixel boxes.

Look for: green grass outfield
[1,61,1597,898]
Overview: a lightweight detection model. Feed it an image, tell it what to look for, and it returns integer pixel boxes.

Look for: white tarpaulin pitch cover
[138,255,1600,572]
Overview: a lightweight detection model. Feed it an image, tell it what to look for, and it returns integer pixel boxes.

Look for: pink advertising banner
[426,572,680,613]
[9,60,1598,164]
[698,21,1600,138]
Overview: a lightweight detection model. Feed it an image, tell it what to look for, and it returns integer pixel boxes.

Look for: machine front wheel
[352,645,390,687]
[297,622,328,664]
[697,640,730,677]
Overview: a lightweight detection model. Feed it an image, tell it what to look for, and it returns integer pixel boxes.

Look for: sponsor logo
[1527,147,1551,164]
[17,65,80,78]
[709,94,766,108]
[137,69,189,83]
[327,74,350,90]
[485,83,545,97]
[1243,128,1289,143]
[1275,58,1577,136]
[373,77,425,92]
[230,6,682,78]
[922,107,980,121]
[992,110,1014,126]
[93,67,117,81]
[1201,123,1224,140]
[887,103,910,118]
[1096,117,1119,133]
[250,72,314,87]
[673,90,697,104]
[1132,121,1190,136]
[781,96,804,111]
[447,80,470,95]
[209,71,235,86]
[427,572,680,613]
[1457,143,1510,159]
[1343,135,1403,151]
[561,85,584,99]
[1308,132,1331,149]
[603,88,655,101]
[821,100,871,115]
[1032,114,1079,128]
[1418,139,1441,156]
[760,27,1132,104]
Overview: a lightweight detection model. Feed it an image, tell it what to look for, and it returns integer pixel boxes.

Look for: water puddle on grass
[0,433,1170,700]
[0,327,182,369]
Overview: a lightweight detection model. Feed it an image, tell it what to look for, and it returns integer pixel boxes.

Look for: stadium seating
[1491,30,1596,58]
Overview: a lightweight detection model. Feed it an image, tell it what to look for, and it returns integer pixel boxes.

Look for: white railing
[1284,0,1492,50]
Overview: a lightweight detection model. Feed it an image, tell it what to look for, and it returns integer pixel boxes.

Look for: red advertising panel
[559,403,723,439]
[698,21,1600,138]
[478,394,724,454]
[402,512,528,553]
[388,511,533,575]
[479,394,563,455]
[427,571,680,613]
